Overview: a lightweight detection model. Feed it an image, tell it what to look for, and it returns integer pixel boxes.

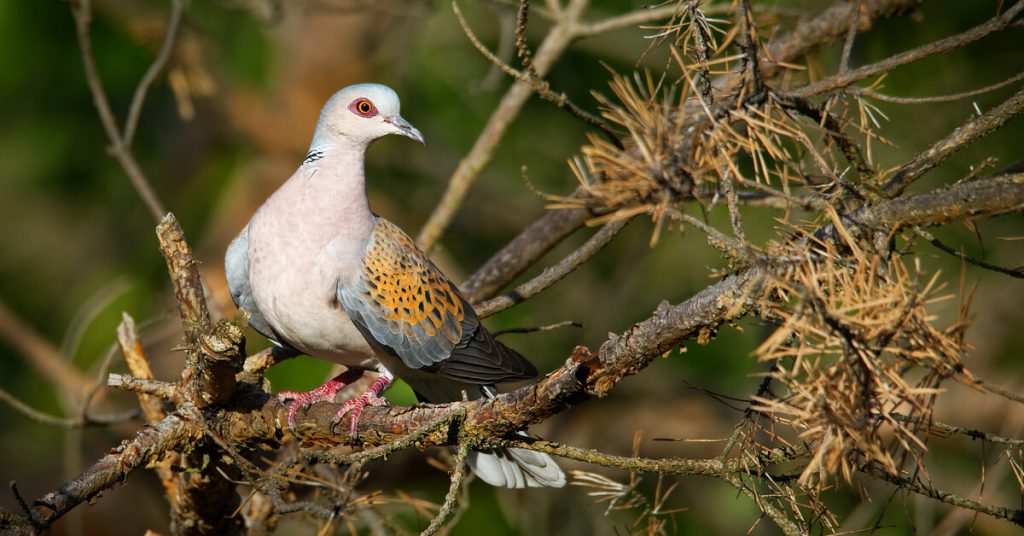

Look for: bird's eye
[351,98,377,117]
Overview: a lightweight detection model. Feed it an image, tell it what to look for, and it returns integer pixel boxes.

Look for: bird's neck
[280,140,376,237]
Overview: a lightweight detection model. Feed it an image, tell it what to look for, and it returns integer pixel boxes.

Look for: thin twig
[123,0,185,147]
[462,201,591,302]
[883,86,1024,197]
[865,465,1024,527]
[492,320,582,337]
[421,439,472,536]
[738,0,762,93]
[888,412,1024,447]
[719,169,747,242]
[451,0,615,139]
[0,386,137,429]
[858,70,1024,104]
[838,0,863,74]
[791,1,1024,99]
[515,0,537,76]
[417,0,589,250]
[107,374,180,402]
[917,229,1024,279]
[70,0,168,221]
[974,378,1024,406]
[78,344,121,422]
[475,216,631,317]
[668,209,752,267]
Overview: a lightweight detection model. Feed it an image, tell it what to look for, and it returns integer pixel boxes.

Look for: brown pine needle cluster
[554,51,865,239]
[550,72,698,228]
[753,233,972,486]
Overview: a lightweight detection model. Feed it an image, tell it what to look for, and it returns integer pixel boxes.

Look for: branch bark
[29,414,201,530]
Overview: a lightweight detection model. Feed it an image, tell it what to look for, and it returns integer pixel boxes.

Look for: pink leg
[278,369,364,432]
[333,370,394,437]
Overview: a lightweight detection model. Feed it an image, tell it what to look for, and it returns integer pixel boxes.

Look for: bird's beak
[384,115,425,144]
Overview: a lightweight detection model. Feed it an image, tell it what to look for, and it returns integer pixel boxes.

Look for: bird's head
[314,83,424,147]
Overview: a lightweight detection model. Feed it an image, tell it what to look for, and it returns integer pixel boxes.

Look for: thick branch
[235,173,1024,445]
[860,173,1024,229]
[764,0,925,78]
[883,86,1024,197]
[156,215,245,408]
[28,414,201,529]
[24,166,1024,531]
[222,269,763,447]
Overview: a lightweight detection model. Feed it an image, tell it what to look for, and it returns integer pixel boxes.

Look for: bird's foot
[278,369,365,433]
[333,373,393,438]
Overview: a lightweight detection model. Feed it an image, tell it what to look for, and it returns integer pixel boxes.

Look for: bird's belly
[265,285,372,366]
[248,230,374,368]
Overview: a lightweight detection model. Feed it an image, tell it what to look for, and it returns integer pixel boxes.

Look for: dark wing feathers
[337,219,536,385]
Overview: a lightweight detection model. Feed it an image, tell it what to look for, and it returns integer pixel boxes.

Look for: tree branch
[27,414,201,530]
[417,0,589,250]
[883,86,1024,197]
[70,0,169,221]
[475,216,631,317]
[461,203,591,302]
[790,1,1024,99]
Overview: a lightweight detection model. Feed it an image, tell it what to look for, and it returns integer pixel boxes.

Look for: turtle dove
[225,83,565,488]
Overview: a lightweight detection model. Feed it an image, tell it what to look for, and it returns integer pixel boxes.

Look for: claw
[277,369,364,433]
[332,373,393,438]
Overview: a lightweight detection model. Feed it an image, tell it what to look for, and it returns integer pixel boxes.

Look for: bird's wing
[337,219,536,384]
[225,225,279,342]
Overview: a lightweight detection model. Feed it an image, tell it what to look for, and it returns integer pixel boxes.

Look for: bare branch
[862,173,1024,229]
[0,298,93,397]
[883,86,1024,196]
[156,214,245,408]
[123,0,185,147]
[220,269,764,448]
[763,0,925,79]
[918,229,1024,279]
[107,374,180,402]
[859,70,1024,104]
[865,465,1024,526]
[28,414,201,529]
[417,0,590,250]
[791,1,1024,99]
[421,440,471,536]
[462,202,591,302]
[116,313,167,423]
[70,0,168,221]
[475,217,631,317]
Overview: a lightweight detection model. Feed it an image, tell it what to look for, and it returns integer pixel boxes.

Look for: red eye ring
[350,98,378,118]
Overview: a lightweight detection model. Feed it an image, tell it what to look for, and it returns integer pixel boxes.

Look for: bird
[225,83,565,489]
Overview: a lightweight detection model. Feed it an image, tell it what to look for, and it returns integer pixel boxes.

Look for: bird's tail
[404,378,565,488]
[467,435,566,488]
